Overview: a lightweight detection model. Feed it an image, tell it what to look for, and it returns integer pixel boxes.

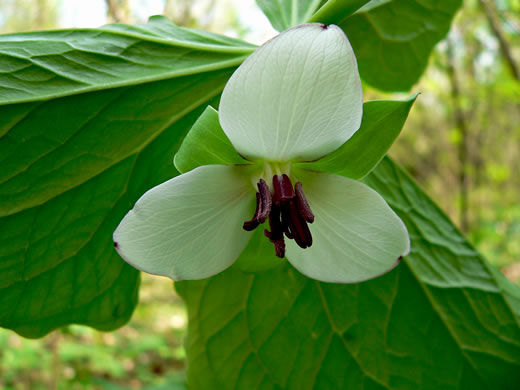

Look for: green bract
[113,24,410,284]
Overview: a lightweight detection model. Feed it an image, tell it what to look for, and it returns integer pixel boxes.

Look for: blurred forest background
[0,0,519,389]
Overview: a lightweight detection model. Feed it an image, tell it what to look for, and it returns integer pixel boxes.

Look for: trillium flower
[113,24,410,283]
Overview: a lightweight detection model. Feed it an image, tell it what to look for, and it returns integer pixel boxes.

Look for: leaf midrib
[0,56,248,105]
[1,27,257,53]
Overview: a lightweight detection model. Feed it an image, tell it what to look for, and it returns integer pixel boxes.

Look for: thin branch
[446,38,470,233]
[479,0,520,81]
[105,0,126,23]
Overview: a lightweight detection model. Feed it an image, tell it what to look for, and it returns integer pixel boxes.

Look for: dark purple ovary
[243,174,314,258]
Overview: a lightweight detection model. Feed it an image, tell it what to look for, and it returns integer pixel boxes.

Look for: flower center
[243,174,314,258]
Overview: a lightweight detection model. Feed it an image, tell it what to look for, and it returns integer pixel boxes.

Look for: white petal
[286,170,410,283]
[219,23,363,162]
[113,165,254,281]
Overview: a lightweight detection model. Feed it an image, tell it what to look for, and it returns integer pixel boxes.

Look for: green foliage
[308,0,371,24]
[0,17,248,337]
[1,1,519,389]
[171,84,520,387]
[263,0,464,92]
[340,0,463,91]
[174,106,248,173]
[387,0,520,272]
[0,15,253,106]
[96,377,187,390]
[177,157,520,389]
[256,0,323,31]
[296,96,417,179]
[0,274,187,389]
[231,228,283,273]
[471,205,520,269]
[0,0,468,340]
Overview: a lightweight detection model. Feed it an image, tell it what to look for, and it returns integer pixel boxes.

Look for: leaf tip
[408,92,420,102]
[173,153,185,174]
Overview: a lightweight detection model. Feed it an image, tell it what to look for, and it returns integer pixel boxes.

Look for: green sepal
[231,228,285,274]
[257,0,323,32]
[295,95,417,179]
[174,106,250,173]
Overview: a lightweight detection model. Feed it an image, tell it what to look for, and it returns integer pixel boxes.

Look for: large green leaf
[0,17,251,337]
[256,0,323,31]
[0,15,253,105]
[176,157,520,389]
[309,0,462,91]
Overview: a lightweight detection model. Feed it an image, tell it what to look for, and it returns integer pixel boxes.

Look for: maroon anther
[243,193,261,231]
[264,205,283,241]
[243,179,272,231]
[285,200,313,249]
[280,206,294,239]
[272,174,295,206]
[273,239,286,258]
[264,205,286,257]
[295,182,314,223]
[256,179,271,223]
[242,174,315,258]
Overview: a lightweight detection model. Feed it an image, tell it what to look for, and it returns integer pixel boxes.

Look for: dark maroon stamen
[256,179,271,223]
[242,174,315,258]
[264,205,283,241]
[264,204,286,258]
[273,239,285,258]
[243,193,261,231]
[272,174,295,206]
[285,200,313,249]
[295,182,314,223]
[280,205,294,239]
[243,179,272,231]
